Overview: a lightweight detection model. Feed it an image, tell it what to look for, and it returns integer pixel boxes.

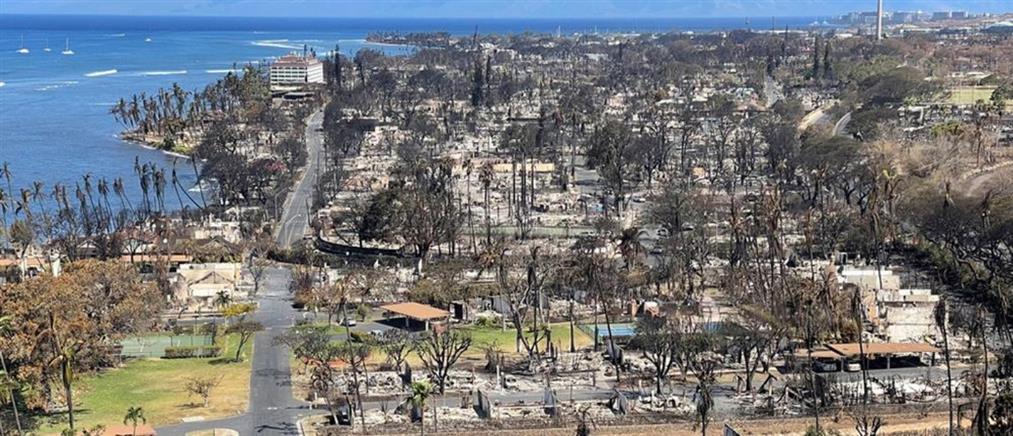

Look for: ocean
[0,14,827,213]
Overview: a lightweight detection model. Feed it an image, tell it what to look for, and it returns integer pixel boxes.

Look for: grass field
[461,323,594,355]
[319,322,593,370]
[35,333,254,434]
[947,86,996,105]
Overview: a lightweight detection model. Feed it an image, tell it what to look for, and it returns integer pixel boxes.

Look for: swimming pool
[584,323,636,338]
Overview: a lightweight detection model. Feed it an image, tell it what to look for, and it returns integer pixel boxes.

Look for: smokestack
[876,0,884,40]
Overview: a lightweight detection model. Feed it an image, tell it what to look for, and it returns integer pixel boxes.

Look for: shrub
[164,345,222,359]
[349,331,372,344]
[474,316,497,328]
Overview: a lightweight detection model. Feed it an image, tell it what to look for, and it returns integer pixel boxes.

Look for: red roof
[381,302,450,321]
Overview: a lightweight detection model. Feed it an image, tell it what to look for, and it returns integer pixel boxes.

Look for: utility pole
[876,0,884,41]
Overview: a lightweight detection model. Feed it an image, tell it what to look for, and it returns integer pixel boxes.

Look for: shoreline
[119,131,192,160]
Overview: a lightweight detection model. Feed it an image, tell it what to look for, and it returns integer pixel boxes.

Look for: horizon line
[0,12,856,20]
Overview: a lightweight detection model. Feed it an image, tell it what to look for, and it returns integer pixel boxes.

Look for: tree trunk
[484,188,491,244]
[603,305,620,383]
[342,302,366,431]
[0,350,23,435]
[569,294,576,353]
[942,326,954,436]
[63,360,75,431]
[419,404,425,436]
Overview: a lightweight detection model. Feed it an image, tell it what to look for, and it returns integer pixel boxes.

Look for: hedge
[163,345,222,359]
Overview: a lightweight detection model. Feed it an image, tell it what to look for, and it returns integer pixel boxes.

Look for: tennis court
[119,334,214,358]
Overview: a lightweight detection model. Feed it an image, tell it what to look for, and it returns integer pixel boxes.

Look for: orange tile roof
[102,424,157,436]
[0,257,46,267]
[381,302,450,321]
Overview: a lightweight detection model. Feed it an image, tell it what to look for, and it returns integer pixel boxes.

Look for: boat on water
[43,39,52,52]
[145,37,152,42]
[0,82,6,88]
[17,35,29,54]
[61,38,74,55]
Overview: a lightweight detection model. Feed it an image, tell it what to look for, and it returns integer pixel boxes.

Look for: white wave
[85,69,118,77]
[341,38,410,48]
[35,80,79,91]
[204,68,239,74]
[107,33,126,37]
[0,81,5,88]
[251,39,301,49]
[140,70,188,76]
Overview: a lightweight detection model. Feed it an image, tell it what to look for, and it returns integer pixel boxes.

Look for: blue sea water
[0,14,827,212]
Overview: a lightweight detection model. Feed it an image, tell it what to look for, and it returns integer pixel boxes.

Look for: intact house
[173,262,245,307]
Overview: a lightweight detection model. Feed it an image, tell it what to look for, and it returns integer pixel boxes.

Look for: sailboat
[145,37,152,43]
[16,35,29,54]
[61,38,74,55]
[43,39,52,52]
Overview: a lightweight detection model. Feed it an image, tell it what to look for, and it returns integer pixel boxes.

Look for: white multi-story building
[270,53,324,90]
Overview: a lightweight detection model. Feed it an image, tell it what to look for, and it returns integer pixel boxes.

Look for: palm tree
[1,162,14,215]
[479,162,494,244]
[616,226,646,270]
[463,159,475,252]
[214,290,232,311]
[123,406,146,436]
[0,187,9,237]
[112,178,133,215]
[409,381,433,436]
[0,315,24,435]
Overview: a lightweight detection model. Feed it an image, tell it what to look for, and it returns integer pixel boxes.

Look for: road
[157,268,323,436]
[763,74,782,108]
[833,111,852,136]
[276,108,325,249]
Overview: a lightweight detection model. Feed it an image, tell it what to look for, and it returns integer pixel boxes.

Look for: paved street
[160,107,326,435]
[276,108,324,249]
[157,268,324,436]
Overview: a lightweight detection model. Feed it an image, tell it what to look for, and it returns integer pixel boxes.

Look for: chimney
[876,0,884,40]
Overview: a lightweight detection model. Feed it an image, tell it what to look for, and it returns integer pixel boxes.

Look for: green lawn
[35,333,253,435]
[947,86,996,105]
[460,323,593,356]
[307,322,592,368]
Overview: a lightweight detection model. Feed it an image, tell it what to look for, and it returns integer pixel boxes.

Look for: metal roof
[826,342,941,357]
[381,302,450,321]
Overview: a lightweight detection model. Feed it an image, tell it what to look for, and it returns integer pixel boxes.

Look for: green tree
[123,406,146,436]
[584,120,637,218]
[409,381,433,436]
[470,58,484,107]
[225,320,263,362]
[0,260,161,431]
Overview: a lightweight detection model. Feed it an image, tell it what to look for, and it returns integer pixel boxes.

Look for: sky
[0,0,1010,19]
